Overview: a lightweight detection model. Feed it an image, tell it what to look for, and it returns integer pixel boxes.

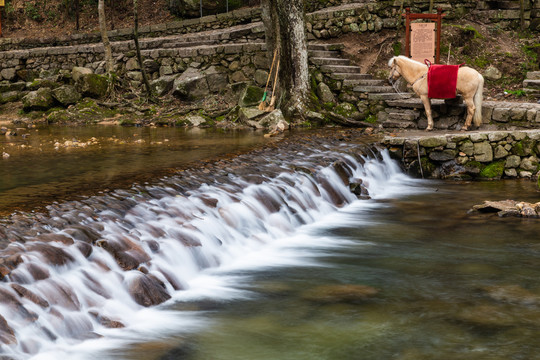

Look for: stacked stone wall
[380,130,540,180]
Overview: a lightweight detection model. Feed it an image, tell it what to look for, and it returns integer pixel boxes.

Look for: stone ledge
[380,129,540,180]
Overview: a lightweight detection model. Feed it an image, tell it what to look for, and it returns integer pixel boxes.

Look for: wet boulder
[10,284,49,308]
[0,314,16,345]
[27,243,74,266]
[22,88,55,111]
[96,237,151,271]
[128,273,171,307]
[470,200,540,218]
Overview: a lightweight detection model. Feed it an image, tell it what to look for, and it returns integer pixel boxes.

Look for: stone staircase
[523,71,540,98]
[308,43,411,103]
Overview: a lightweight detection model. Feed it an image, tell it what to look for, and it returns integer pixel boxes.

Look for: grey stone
[204,66,228,93]
[173,67,209,100]
[511,131,527,141]
[492,108,510,122]
[505,168,518,177]
[238,107,265,128]
[185,114,206,127]
[505,155,521,168]
[230,71,248,83]
[72,67,93,82]
[470,133,487,142]
[519,170,533,178]
[418,136,447,148]
[150,76,175,97]
[317,82,335,103]
[0,91,21,104]
[126,58,140,71]
[0,68,16,81]
[483,66,502,81]
[143,59,160,73]
[429,149,456,162]
[473,141,493,162]
[493,145,509,159]
[510,108,527,121]
[260,110,289,132]
[127,71,143,82]
[159,65,173,76]
[239,86,265,108]
[255,69,269,87]
[520,156,539,171]
[488,132,508,142]
[22,88,55,111]
[77,73,109,99]
[52,85,81,106]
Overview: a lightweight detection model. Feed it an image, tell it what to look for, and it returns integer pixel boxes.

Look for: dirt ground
[2,0,175,39]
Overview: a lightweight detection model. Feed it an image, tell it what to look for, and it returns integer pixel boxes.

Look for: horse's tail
[473,73,484,128]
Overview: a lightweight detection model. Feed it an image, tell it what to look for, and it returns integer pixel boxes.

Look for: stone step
[385,98,425,108]
[382,120,417,129]
[141,39,217,50]
[386,110,421,121]
[308,43,344,51]
[523,79,540,89]
[308,50,341,58]
[369,93,414,101]
[526,71,540,80]
[310,57,351,66]
[320,65,362,74]
[329,73,373,80]
[343,79,387,88]
[353,85,395,93]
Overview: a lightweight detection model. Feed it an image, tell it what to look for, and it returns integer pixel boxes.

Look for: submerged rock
[301,284,379,304]
[470,200,540,218]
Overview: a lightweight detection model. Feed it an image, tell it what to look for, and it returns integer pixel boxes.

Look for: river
[0,127,539,359]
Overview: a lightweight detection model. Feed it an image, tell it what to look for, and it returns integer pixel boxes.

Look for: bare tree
[98,0,114,74]
[133,0,153,97]
[261,0,310,119]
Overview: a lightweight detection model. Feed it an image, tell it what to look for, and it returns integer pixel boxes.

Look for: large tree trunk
[275,0,310,119]
[98,0,114,74]
[260,0,279,61]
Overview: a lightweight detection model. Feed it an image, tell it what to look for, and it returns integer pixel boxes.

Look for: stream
[0,127,539,359]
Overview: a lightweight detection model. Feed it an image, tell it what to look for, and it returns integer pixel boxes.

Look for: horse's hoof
[461,127,469,131]
[425,127,433,132]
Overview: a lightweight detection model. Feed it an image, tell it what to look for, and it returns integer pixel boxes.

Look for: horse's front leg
[420,95,434,131]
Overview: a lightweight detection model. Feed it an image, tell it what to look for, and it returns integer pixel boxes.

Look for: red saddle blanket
[426,62,462,99]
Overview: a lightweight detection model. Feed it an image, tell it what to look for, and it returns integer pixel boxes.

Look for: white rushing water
[0,148,426,359]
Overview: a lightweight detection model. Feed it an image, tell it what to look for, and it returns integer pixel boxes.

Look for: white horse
[388,56,484,131]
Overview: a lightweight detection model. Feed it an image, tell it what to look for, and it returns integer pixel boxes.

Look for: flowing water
[0,129,540,359]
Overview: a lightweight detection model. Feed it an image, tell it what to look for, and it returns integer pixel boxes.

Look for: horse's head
[388,57,402,85]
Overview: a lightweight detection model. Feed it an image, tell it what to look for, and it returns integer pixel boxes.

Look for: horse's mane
[388,56,426,67]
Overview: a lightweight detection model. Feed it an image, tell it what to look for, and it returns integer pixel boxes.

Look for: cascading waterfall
[0,141,415,359]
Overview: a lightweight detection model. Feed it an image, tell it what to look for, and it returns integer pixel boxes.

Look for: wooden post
[436,8,442,64]
[405,8,411,58]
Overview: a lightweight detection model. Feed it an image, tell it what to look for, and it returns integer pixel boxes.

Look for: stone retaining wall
[380,129,540,180]
[379,99,540,130]
[305,0,540,30]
